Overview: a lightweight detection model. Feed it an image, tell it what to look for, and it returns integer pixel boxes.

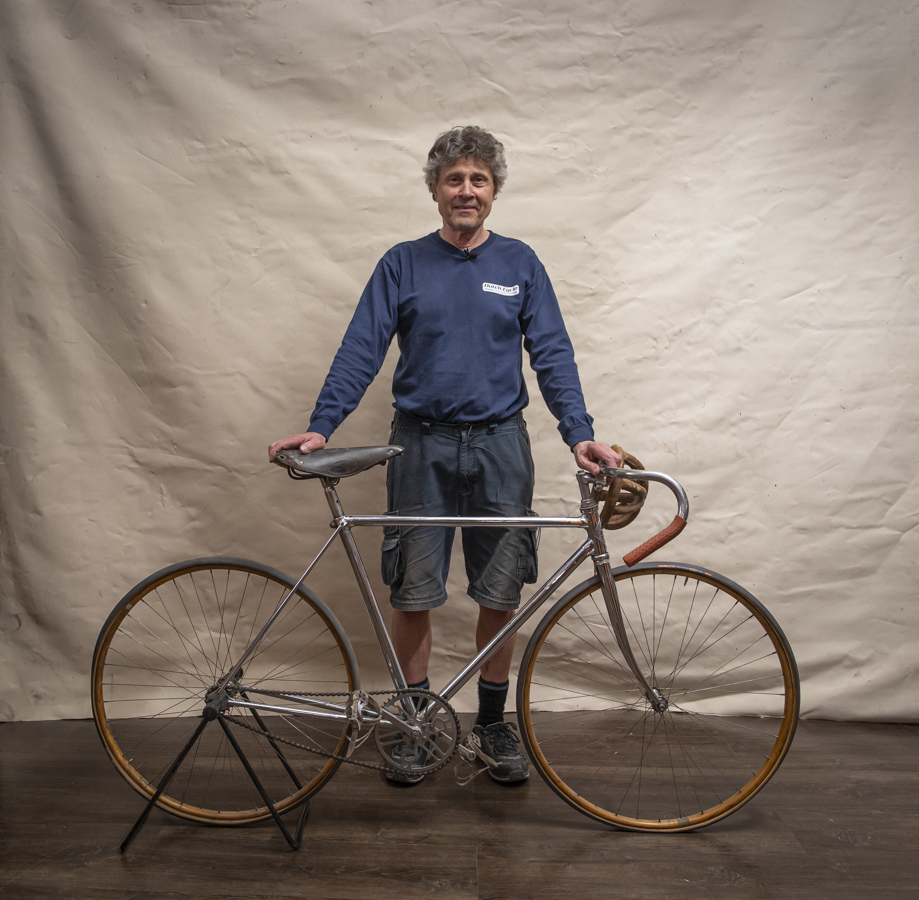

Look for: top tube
[342,513,586,529]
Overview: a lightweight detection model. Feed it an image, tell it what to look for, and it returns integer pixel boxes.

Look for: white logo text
[482,282,520,296]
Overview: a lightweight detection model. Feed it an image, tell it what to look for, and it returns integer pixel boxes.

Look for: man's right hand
[268,432,327,465]
[572,440,622,476]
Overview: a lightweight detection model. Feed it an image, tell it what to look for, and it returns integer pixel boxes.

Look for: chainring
[374,689,461,776]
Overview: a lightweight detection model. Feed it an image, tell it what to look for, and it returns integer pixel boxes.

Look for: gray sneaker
[385,741,426,785]
[471,721,530,783]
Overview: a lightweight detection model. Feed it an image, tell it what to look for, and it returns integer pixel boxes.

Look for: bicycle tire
[517,562,799,832]
[91,557,359,825]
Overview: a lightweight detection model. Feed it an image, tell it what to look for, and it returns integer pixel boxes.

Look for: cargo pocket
[381,517,405,588]
[517,508,540,585]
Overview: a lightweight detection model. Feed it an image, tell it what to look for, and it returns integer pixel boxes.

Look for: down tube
[439,540,593,702]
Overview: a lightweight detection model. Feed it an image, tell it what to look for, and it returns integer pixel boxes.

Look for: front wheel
[517,562,799,832]
[91,558,359,825]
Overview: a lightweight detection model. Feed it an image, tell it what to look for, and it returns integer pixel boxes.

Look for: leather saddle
[275,445,403,479]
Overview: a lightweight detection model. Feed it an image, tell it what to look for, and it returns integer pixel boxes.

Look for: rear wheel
[518,563,799,831]
[91,558,358,824]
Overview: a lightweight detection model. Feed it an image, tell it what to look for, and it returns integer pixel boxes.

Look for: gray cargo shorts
[381,409,539,612]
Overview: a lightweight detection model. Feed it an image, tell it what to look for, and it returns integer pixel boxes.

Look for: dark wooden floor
[0,718,916,899]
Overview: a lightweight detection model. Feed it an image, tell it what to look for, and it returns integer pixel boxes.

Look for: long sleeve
[519,263,595,447]
[307,254,400,438]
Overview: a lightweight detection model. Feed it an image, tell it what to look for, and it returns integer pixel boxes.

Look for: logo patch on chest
[482,282,520,296]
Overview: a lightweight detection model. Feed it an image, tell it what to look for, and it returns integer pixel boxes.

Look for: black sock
[476,677,509,728]
[407,678,429,710]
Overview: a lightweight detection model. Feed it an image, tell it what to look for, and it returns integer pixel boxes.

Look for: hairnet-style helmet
[594,446,649,530]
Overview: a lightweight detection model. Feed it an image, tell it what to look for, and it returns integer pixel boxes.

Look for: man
[269,126,620,785]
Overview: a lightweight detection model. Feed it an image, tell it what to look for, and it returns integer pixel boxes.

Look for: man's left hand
[573,441,623,476]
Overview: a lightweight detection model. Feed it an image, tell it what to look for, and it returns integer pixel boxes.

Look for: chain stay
[222,688,460,776]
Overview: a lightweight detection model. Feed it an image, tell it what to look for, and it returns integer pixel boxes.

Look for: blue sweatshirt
[308,231,595,448]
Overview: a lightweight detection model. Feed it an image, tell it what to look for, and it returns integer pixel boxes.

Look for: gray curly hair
[423,126,508,194]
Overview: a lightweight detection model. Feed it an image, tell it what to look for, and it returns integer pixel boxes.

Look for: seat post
[321,478,345,521]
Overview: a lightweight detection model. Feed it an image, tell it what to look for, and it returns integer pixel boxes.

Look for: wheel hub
[650,686,669,713]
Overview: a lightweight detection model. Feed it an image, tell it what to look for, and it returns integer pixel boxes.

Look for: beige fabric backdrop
[1,0,917,721]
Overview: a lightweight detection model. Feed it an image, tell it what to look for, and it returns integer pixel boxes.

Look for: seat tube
[322,479,408,691]
[578,473,665,711]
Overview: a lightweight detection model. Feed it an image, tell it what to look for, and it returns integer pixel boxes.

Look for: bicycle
[91,446,799,849]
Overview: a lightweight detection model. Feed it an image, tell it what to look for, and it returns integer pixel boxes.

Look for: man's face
[432,156,496,233]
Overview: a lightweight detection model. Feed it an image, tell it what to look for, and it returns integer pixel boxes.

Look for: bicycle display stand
[120,702,311,852]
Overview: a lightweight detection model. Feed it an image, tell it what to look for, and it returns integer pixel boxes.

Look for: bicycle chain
[222,688,460,776]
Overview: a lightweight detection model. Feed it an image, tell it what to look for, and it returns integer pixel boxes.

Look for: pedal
[453,733,494,786]
[457,743,478,763]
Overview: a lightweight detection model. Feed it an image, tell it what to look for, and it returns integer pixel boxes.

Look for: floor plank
[1,719,916,899]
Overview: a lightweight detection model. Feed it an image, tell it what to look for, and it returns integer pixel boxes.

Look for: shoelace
[485,722,520,756]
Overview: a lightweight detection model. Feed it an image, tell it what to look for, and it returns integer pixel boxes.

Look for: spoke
[95,563,355,822]
[521,570,796,829]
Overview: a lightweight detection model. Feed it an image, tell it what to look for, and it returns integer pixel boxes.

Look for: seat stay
[214,522,344,695]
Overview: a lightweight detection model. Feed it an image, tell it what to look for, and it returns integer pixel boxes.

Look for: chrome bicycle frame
[219,466,689,720]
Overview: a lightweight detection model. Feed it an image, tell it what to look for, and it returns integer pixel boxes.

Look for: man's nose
[458,178,474,196]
